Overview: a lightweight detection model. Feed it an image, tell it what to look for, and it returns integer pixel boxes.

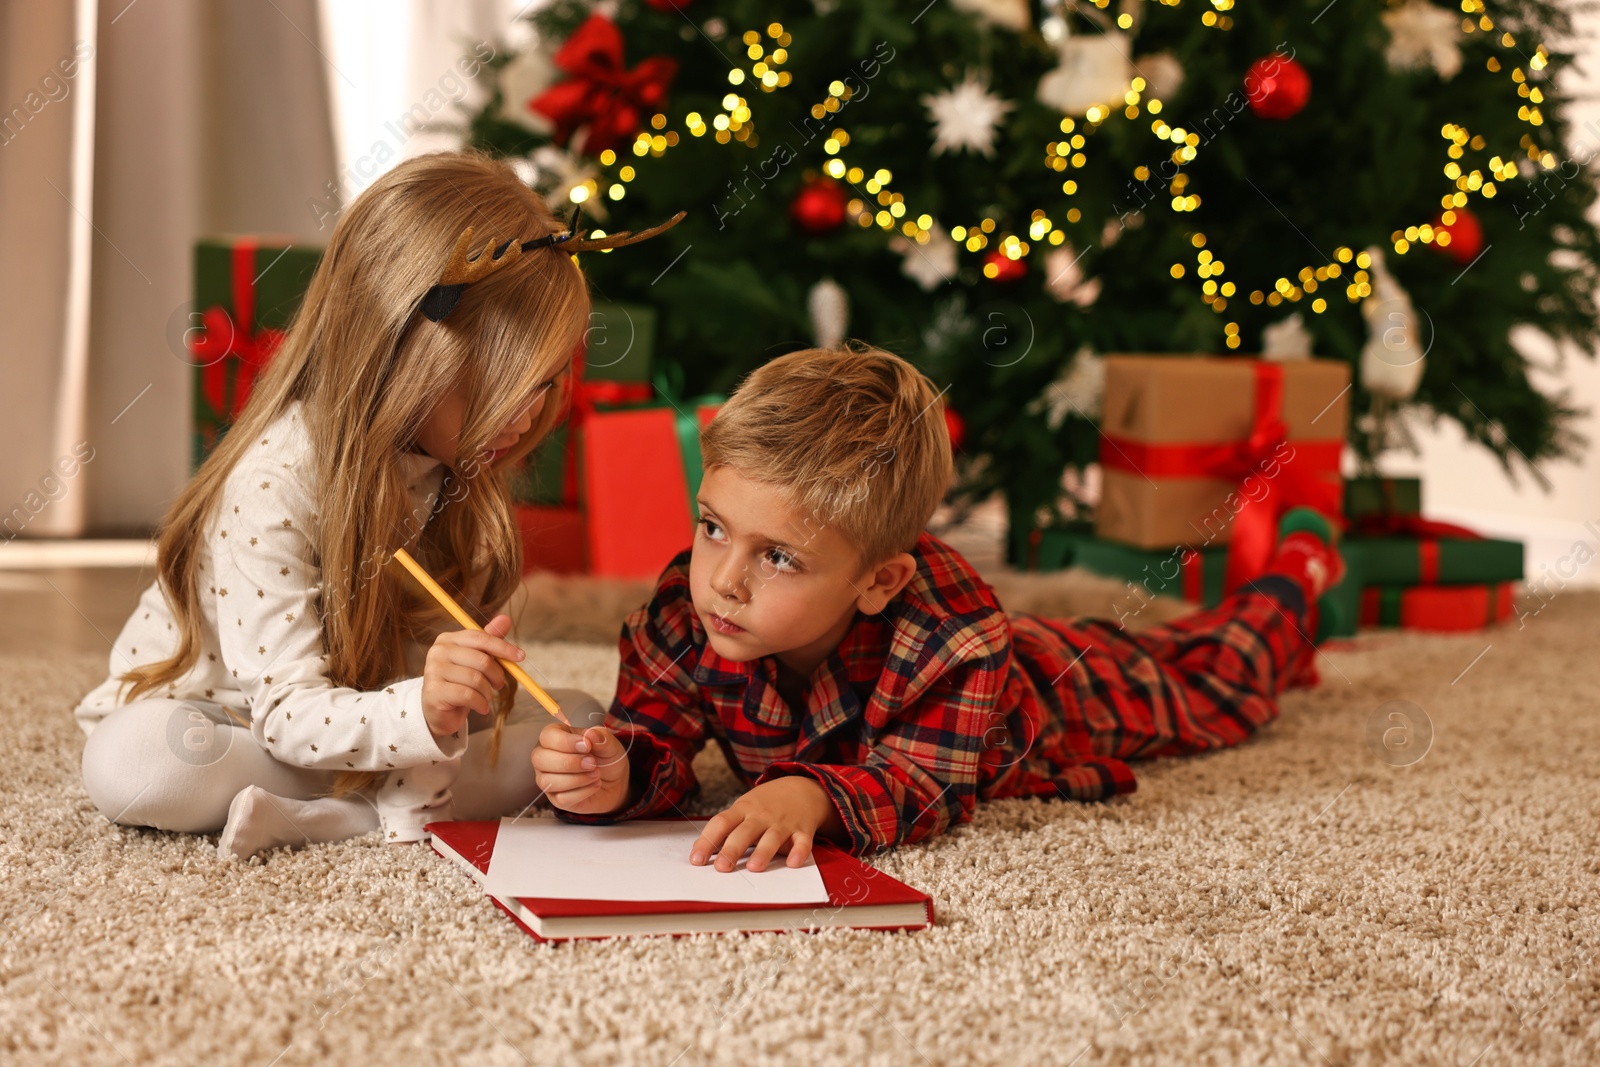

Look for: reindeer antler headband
[418,207,687,322]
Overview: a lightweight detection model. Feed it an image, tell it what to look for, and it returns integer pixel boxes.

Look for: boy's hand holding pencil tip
[532,723,633,815]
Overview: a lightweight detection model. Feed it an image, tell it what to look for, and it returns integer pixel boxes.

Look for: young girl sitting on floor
[72,150,675,860]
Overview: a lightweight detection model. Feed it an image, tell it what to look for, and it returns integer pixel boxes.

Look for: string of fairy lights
[556,1,1556,349]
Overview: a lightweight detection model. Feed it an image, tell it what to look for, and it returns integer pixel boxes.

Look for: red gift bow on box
[1100,362,1344,595]
[559,342,654,506]
[529,13,678,156]
[188,241,285,420]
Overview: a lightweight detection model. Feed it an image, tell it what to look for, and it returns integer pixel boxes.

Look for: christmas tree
[462,0,1600,546]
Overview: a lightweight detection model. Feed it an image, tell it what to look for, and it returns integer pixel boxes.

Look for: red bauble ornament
[790,177,848,234]
[644,0,692,9]
[944,407,966,451]
[984,250,1026,283]
[1244,54,1311,120]
[1431,206,1484,265]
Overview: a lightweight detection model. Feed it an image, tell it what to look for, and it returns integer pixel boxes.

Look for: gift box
[517,402,721,577]
[1359,583,1515,632]
[1096,358,1350,583]
[1343,475,1421,520]
[515,505,587,574]
[510,302,658,507]
[1345,535,1524,586]
[190,237,322,467]
[582,302,656,383]
[1017,522,1362,639]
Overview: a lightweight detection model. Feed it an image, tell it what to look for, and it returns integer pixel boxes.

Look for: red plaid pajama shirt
[557,532,1319,855]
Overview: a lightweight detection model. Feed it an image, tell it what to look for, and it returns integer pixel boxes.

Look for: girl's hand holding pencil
[391,547,572,729]
[421,613,526,740]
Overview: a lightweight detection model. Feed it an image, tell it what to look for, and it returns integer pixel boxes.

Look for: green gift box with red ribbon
[1347,536,1524,586]
[1344,513,1524,586]
[1344,475,1422,520]
[512,302,659,506]
[1095,355,1350,596]
[189,237,322,468]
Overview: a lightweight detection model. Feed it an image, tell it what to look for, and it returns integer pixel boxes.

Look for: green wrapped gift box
[510,301,657,507]
[1345,535,1524,586]
[582,302,656,383]
[1343,476,1422,519]
[190,237,323,467]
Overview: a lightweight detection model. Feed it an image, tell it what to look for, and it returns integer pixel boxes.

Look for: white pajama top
[74,401,473,841]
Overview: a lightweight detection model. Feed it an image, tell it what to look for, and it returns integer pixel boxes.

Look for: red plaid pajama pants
[1002,574,1318,794]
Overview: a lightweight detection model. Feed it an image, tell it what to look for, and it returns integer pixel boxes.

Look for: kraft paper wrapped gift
[1095,356,1350,565]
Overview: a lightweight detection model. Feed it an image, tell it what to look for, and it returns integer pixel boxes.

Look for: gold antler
[420,210,687,322]
[439,226,523,287]
[565,211,688,253]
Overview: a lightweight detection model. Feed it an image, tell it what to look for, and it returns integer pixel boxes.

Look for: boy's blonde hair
[700,342,954,569]
[121,150,590,799]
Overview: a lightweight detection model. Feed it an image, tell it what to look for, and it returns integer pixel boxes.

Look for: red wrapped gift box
[1358,583,1515,632]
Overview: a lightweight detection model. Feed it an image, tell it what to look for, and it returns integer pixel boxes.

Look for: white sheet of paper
[482,818,831,905]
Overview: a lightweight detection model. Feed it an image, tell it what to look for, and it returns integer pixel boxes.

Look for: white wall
[317,0,517,204]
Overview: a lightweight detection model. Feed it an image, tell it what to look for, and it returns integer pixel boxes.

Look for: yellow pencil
[390,547,571,727]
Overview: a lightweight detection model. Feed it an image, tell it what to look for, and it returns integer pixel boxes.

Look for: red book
[426,819,934,942]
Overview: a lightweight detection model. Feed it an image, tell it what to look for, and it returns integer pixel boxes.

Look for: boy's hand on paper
[532,724,632,814]
[421,613,523,739]
[690,777,844,873]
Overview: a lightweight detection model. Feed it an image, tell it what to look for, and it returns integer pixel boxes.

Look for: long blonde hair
[122,150,590,798]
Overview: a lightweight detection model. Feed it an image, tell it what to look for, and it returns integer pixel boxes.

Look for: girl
[74,150,610,861]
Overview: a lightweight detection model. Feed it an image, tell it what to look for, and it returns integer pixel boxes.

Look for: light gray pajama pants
[78,687,607,835]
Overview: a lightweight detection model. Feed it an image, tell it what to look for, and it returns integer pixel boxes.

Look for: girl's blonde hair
[122,150,590,799]
[699,341,954,569]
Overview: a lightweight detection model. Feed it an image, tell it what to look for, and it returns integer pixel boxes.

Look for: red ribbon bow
[530,14,678,157]
[188,242,285,419]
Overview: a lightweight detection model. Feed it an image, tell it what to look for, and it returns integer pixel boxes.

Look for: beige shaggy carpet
[3,571,1597,1066]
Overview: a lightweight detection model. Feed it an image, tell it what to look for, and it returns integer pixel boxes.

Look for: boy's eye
[699,518,724,541]
[766,548,800,573]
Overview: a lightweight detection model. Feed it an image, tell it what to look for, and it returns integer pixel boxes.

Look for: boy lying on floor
[531,343,1344,872]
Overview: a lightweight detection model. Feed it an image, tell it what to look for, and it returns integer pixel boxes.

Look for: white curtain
[0,0,339,538]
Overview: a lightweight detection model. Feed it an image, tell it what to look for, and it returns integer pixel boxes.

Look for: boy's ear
[855,552,919,615]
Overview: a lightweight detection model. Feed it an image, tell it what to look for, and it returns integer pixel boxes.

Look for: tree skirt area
[3,581,1597,1066]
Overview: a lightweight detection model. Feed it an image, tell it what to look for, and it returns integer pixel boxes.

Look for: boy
[531,344,1344,873]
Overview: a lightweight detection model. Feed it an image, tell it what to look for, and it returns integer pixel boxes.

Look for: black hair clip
[419,206,688,322]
